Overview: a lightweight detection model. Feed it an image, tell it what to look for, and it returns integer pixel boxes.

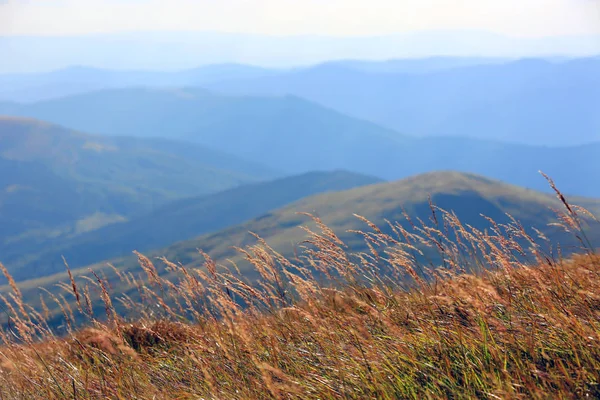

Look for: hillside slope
[0,117,276,248]
[150,171,600,273]
[5,171,381,281]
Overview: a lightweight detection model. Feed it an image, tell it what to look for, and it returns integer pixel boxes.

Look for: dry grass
[0,183,598,399]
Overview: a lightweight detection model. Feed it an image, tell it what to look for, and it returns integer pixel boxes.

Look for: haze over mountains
[0,54,598,313]
[208,57,600,145]
[1,86,599,197]
[1,57,598,147]
[1,31,599,72]
[0,57,512,102]
[0,117,275,248]
[0,64,279,103]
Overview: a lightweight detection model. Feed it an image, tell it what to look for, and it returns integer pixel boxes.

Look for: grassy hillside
[10,171,600,324]
[0,173,598,398]
[2,89,600,196]
[209,57,600,146]
[0,116,276,249]
[4,171,381,282]
[132,171,600,275]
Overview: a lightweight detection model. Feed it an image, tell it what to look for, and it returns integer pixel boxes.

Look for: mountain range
[1,88,599,197]
[0,64,279,103]
[1,54,599,322]
[1,57,598,147]
[208,57,600,146]
[0,117,276,251]
[0,57,511,103]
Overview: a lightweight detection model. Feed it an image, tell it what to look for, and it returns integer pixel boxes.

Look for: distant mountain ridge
[1,89,599,197]
[2,57,597,147]
[0,64,279,102]
[0,57,513,102]
[208,57,600,146]
[317,57,511,74]
[0,87,407,171]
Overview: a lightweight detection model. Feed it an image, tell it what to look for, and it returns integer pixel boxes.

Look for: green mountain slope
[0,116,276,249]
[13,171,600,318]
[150,171,600,273]
[5,171,381,281]
[2,89,599,197]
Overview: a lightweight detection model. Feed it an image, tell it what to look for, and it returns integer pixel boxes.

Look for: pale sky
[1,0,599,37]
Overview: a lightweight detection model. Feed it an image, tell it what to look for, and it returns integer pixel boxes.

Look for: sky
[1,0,599,38]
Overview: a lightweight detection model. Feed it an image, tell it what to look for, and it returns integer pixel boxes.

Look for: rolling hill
[1,89,599,197]
[3,171,381,282]
[12,171,600,321]
[0,116,276,250]
[208,57,600,146]
[139,171,600,275]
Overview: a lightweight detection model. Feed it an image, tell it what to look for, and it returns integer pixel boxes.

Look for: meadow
[0,177,598,399]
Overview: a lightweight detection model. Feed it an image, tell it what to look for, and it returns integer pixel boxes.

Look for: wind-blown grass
[0,178,598,399]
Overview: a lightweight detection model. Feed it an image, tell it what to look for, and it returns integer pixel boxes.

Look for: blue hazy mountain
[0,87,406,172]
[0,64,279,102]
[208,57,600,146]
[2,56,597,146]
[1,88,598,197]
[0,57,513,103]
[0,116,276,248]
[318,57,510,74]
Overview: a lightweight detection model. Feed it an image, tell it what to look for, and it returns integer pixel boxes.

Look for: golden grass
[0,182,598,399]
